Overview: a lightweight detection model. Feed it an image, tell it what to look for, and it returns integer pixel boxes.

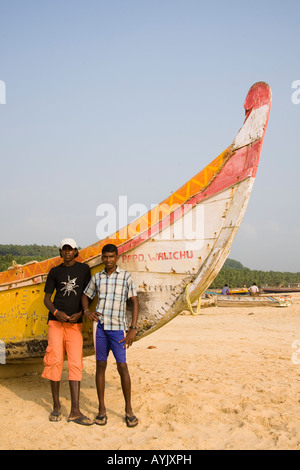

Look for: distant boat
[205,288,249,295]
[229,288,249,295]
[0,82,272,363]
[209,294,292,307]
[262,286,300,293]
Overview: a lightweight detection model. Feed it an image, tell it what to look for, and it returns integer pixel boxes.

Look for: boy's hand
[119,329,136,348]
[55,310,69,323]
[84,309,100,322]
[68,311,83,323]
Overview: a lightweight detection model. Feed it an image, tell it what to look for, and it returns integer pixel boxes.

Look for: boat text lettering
[121,251,193,263]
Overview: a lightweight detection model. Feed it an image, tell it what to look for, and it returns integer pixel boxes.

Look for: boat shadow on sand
[0,358,119,422]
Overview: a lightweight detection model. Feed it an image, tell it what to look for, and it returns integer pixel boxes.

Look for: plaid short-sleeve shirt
[84,266,137,330]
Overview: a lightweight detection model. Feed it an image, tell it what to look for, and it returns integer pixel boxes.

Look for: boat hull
[262,287,300,293]
[214,294,291,307]
[0,82,272,363]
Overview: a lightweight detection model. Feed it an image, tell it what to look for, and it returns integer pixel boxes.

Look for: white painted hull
[214,295,292,308]
[125,178,256,339]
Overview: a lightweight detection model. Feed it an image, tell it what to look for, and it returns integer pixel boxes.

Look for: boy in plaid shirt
[82,244,139,427]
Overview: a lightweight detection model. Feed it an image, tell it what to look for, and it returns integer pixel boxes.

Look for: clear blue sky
[1,0,299,271]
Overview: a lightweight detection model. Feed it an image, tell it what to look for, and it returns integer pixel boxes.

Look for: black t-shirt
[44,262,91,323]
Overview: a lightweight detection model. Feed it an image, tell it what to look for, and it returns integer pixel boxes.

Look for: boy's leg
[117,362,132,414]
[42,321,65,382]
[94,323,109,422]
[42,321,65,421]
[107,329,138,427]
[65,324,93,425]
[96,360,107,417]
[67,380,93,425]
[68,380,81,418]
[117,362,138,427]
[50,380,62,421]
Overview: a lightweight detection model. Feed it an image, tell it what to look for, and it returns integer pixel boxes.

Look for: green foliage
[223,258,244,270]
[211,258,300,288]
[0,244,59,272]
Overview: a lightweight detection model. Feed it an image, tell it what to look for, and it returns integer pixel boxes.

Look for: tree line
[0,244,59,272]
[210,259,300,288]
[0,245,298,287]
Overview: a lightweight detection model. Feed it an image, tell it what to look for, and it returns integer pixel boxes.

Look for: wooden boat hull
[229,288,249,295]
[0,82,272,363]
[213,294,292,307]
[262,287,300,293]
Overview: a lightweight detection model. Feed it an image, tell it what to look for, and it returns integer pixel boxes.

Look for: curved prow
[138,81,272,339]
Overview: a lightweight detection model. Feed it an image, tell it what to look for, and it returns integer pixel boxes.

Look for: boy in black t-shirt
[42,238,93,425]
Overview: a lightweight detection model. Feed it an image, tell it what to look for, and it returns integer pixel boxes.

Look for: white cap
[60,238,78,249]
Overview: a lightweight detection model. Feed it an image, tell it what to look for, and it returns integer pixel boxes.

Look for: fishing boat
[205,288,249,295]
[205,293,292,308]
[262,286,300,293]
[229,288,249,295]
[0,82,272,363]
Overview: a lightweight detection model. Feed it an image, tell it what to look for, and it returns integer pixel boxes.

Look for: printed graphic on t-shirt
[60,276,79,296]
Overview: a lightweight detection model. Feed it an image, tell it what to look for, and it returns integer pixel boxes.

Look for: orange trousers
[42,320,83,382]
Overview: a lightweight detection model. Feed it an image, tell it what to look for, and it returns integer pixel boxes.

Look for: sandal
[125,414,138,428]
[95,414,108,426]
[68,415,94,426]
[49,410,62,422]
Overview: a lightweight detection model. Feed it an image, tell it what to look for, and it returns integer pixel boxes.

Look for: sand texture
[0,294,299,450]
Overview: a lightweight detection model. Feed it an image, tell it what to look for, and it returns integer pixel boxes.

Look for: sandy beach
[0,294,299,450]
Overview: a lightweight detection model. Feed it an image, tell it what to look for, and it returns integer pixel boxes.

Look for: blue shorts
[95,322,127,363]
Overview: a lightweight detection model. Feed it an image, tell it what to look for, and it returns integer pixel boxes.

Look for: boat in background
[229,288,249,295]
[262,286,300,293]
[204,293,292,308]
[0,82,272,363]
